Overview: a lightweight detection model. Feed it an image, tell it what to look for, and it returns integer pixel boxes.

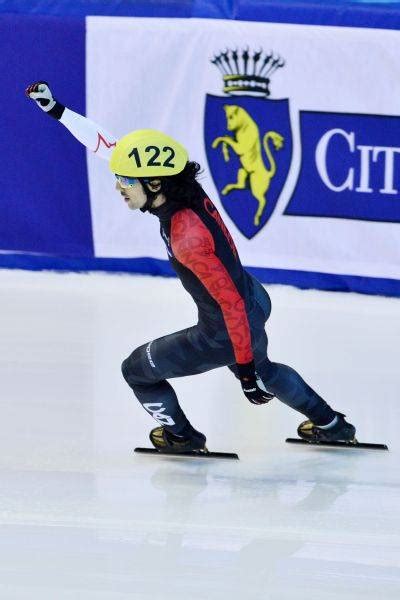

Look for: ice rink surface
[0,268,399,599]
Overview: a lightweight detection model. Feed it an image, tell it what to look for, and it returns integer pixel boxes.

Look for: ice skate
[134,426,239,459]
[149,425,207,454]
[286,412,388,450]
[297,412,356,444]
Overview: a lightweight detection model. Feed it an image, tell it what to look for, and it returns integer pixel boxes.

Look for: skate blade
[134,447,239,460]
[286,438,388,450]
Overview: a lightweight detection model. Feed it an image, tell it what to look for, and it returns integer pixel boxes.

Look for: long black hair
[160,161,204,207]
[139,161,204,212]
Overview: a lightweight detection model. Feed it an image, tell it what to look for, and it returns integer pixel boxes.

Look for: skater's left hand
[25,81,57,112]
[237,361,274,405]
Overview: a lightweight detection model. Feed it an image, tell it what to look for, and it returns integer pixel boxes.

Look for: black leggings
[121,283,335,433]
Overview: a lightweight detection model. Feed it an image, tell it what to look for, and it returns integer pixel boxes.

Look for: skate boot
[297,412,356,444]
[149,425,207,454]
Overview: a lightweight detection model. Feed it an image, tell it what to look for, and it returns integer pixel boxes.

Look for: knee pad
[121,356,131,383]
[121,346,145,387]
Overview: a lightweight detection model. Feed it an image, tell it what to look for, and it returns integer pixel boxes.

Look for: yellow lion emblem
[212,105,284,226]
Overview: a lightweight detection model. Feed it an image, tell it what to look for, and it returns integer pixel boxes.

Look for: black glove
[25,81,65,120]
[237,361,274,405]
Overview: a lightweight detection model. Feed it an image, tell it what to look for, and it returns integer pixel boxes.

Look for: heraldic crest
[204,48,293,238]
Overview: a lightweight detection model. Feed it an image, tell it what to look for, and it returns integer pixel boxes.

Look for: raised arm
[25,81,117,160]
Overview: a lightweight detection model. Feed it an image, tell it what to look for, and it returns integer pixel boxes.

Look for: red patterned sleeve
[171,209,253,365]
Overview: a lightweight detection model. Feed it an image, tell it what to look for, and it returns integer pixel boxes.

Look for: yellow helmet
[109,129,188,178]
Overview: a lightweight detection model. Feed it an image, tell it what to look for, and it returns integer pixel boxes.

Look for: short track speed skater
[286,412,388,450]
[134,426,239,460]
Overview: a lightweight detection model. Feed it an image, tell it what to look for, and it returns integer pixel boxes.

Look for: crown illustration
[211,48,285,97]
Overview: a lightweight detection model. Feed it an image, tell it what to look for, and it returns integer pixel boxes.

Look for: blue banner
[0,14,92,256]
[1,1,400,30]
[285,111,400,223]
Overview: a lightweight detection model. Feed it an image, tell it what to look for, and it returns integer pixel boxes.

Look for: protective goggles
[115,175,139,187]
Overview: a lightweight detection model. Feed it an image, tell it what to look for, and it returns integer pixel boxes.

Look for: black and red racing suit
[121,184,335,434]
